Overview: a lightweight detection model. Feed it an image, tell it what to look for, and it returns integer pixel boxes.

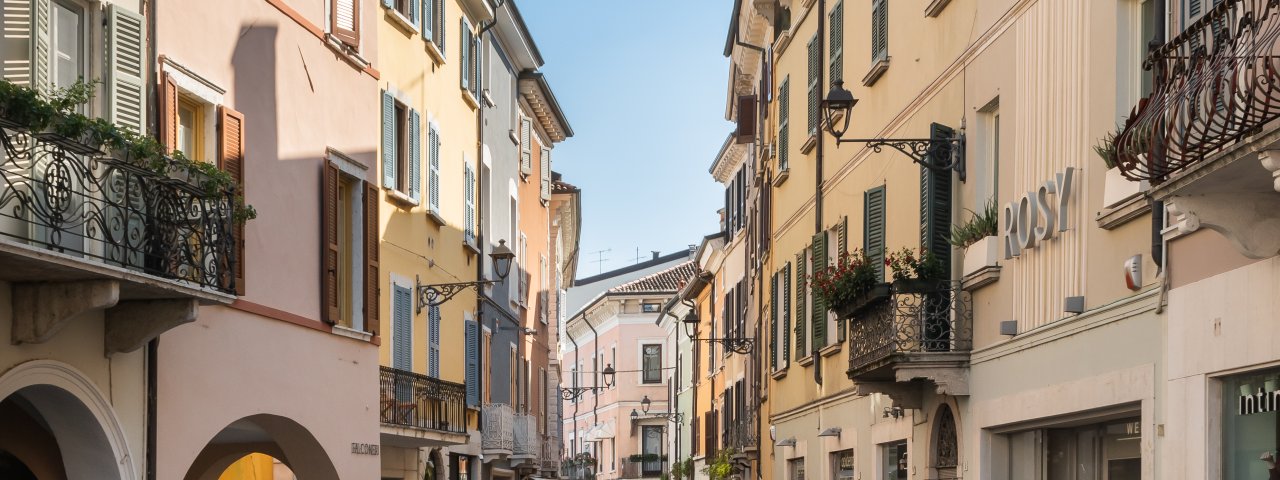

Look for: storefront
[998,417,1141,479]
[1223,369,1280,479]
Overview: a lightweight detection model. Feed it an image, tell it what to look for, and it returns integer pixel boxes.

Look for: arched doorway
[931,404,960,479]
[0,360,136,480]
[183,414,339,480]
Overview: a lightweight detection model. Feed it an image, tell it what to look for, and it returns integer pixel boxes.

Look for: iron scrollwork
[847,283,973,376]
[834,136,967,179]
[697,337,757,355]
[415,275,499,313]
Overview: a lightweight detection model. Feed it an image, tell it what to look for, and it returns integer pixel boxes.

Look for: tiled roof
[552,180,579,193]
[608,261,698,294]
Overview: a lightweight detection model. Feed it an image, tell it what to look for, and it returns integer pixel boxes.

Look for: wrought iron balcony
[726,407,758,453]
[1115,0,1280,184]
[0,125,237,294]
[513,413,539,460]
[846,284,972,389]
[482,403,515,455]
[620,458,662,479]
[539,435,561,473]
[378,366,467,438]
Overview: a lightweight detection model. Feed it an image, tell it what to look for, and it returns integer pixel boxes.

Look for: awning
[1116,0,1280,183]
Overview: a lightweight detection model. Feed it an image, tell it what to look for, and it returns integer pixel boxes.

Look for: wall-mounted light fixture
[822,80,967,181]
[1064,296,1085,314]
[416,240,515,312]
[775,437,797,448]
[818,427,842,438]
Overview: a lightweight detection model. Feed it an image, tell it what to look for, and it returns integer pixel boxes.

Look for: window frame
[641,343,663,384]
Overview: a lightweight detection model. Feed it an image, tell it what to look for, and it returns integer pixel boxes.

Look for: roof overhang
[519,70,574,142]
[709,133,748,183]
[493,1,543,70]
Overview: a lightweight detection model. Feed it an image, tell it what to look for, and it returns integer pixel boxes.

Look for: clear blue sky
[520,1,734,278]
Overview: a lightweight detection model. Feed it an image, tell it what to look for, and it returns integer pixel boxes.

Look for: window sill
[1095,194,1151,230]
[461,89,479,110]
[464,240,481,256]
[862,58,891,87]
[800,133,817,154]
[924,0,951,17]
[332,324,374,342]
[386,188,419,208]
[426,40,445,65]
[819,343,842,357]
[797,354,814,367]
[385,7,420,35]
[773,168,790,187]
[426,208,446,226]
[323,34,371,71]
[961,265,1001,292]
[771,368,788,380]
[773,30,793,58]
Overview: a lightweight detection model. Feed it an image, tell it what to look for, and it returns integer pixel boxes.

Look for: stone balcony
[0,124,239,355]
[845,283,972,408]
[512,413,539,463]
[481,403,514,457]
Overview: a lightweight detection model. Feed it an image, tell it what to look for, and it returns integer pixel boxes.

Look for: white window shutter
[107,5,146,133]
[31,0,50,92]
[460,20,469,90]
[464,163,475,244]
[429,124,440,211]
[520,117,532,174]
[540,147,551,201]
[408,109,421,201]
[381,91,396,188]
[1,0,33,85]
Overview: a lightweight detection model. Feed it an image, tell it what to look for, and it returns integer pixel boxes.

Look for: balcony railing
[379,366,467,434]
[847,284,972,378]
[0,126,237,293]
[620,458,662,479]
[1116,0,1280,182]
[513,413,539,459]
[482,403,515,453]
[540,435,561,472]
[726,407,758,452]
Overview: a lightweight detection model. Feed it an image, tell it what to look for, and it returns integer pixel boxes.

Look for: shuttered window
[770,272,779,370]
[429,123,441,212]
[540,147,551,201]
[829,2,843,84]
[392,284,412,371]
[782,263,791,364]
[921,123,954,269]
[461,19,471,91]
[332,0,360,47]
[364,181,379,336]
[836,217,848,340]
[381,91,397,188]
[322,161,341,324]
[465,320,480,406]
[464,162,476,244]
[408,109,421,202]
[1,0,33,85]
[806,32,821,137]
[520,116,533,175]
[811,232,827,348]
[321,157,377,332]
[428,305,441,377]
[794,250,807,359]
[219,107,247,295]
[778,77,790,171]
[865,186,886,281]
[107,5,145,133]
[871,0,888,62]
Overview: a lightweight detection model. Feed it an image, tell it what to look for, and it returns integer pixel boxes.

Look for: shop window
[831,449,854,480]
[789,458,805,480]
[1002,417,1140,480]
[880,441,907,480]
[1225,370,1280,479]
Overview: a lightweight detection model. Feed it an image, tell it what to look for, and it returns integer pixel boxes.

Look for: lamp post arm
[415,277,501,313]
[832,135,967,181]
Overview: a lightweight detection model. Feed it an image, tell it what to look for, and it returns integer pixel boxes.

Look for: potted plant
[1094,123,1149,208]
[812,248,888,318]
[950,200,999,277]
[701,448,738,480]
[886,247,946,294]
[41,111,102,154]
[0,80,56,131]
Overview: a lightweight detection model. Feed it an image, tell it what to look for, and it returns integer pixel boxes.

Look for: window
[864,186,886,281]
[871,0,888,62]
[428,123,441,213]
[642,303,661,313]
[463,161,476,243]
[1223,369,1280,479]
[330,0,360,47]
[880,442,907,480]
[460,18,478,97]
[518,233,528,305]
[611,346,617,388]
[322,159,377,332]
[806,31,821,137]
[977,100,1000,205]
[540,147,552,201]
[176,98,201,160]
[422,0,445,52]
[482,327,492,403]
[829,2,844,84]
[509,344,518,406]
[391,283,413,371]
[641,426,663,475]
[778,77,791,172]
[388,0,414,24]
[381,91,422,203]
[789,458,805,480]
[1003,418,1140,480]
[794,248,808,359]
[520,115,533,175]
[642,344,662,384]
[50,1,85,94]
[832,450,854,480]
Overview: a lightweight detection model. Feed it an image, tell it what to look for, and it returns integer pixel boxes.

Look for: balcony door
[32,0,87,255]
[641,425,662,476]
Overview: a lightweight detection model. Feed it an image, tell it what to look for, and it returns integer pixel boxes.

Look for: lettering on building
[1003,167,1075,259]
[351,443,380,455]
[1240,387,1280,415]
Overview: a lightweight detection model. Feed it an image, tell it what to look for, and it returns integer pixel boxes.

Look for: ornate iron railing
[482,403,515,452]
[847,284,972,376]
[0,126,237,293]
[540,435,561,472]
[1116,0,1280,182]
[621,458,662,478]
[378,366,467,434]
[514,413,539,458]
[726,407,758,451]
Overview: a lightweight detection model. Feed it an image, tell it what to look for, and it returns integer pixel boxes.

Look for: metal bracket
[559,386,605,401]
[834,132,967,181]
[696,337,757,355]
[415,275,499,314]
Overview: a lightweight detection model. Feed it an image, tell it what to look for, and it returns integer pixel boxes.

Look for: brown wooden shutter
[364,181,380,336]
[322,160,340,324]
[331,0,360,47]
[218,106,246,295]
[736,95,757,144]
[161,72,178,150]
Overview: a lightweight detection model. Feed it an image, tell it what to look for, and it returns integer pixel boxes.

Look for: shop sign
[1239,386,1280,415]
[1003,167,1075,259]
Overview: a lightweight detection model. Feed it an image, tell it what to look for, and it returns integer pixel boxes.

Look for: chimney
[688,244,697,258]
[652,251,660,260]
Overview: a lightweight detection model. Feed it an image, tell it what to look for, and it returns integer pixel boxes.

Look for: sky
[519,1,735,278]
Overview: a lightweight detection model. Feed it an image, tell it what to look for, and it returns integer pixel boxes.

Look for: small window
[392,0,412,20]
[332,172,368,331]
[880,441,907,480]
[642,344,662,384]
[394,102,408,192]
[176,98,201,160]
[789,458,805,480]
[832,450,854,480]
[641,303,661,313]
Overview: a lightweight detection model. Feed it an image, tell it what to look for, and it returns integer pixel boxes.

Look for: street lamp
[820,81,967,181]
[641,395,652,413]
[602,364,616,388]
[416,239,516,313]
[636,395,684,424]
[680,301,754,355]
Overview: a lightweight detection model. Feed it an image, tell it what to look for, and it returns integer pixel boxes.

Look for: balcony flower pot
[1103,166,1149,208]
[35,116,104,156]
[892,278,947,294]
[961,235,999,277]
[833,282,891,318]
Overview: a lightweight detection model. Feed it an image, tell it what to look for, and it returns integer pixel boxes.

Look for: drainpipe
[145,0,158,477]
[584,315,600,424]
[567,328,582,460]
[1149,0,1166,273]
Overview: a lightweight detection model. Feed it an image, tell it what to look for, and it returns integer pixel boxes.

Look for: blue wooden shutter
[381,91,396,188]
[865,186,886,281]
[428,305,441,378]
[429,124,441,211]
[465,320,480,406]
[421,0,433,39]
[392,285,412,371]
[408,109,421,202]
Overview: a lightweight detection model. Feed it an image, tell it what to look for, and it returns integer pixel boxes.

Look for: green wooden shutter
[837,217,849,340]
[429,124,441,211]
[465,320,479,406]
[107,5,145,133]
[812,233,827,348]
[408,109,421,202]
[794,249,807,359]
[778,77,790,171]
[829,2,844,84]
[806,32,821,137]
[31,0,49,92]
[921,123,954,269]
[770,272,778,370]
[865,186,886,281]
[782,263,792,364]
[381,91,396,188]
[872,0,888,61]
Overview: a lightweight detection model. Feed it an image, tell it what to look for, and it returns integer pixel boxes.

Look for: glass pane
[52,3,82,92]
[178,104,197,158]
[1225,371,1280,479]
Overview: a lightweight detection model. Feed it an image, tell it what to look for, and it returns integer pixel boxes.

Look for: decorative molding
[1095,195,1151,230]
[960,265,1000,291]
[11,280,119,345]
[1166,193,1280,259]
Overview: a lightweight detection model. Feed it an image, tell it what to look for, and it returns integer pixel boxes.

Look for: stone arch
[183,413,339,480]
[426,447,446,480]
[930,402,960,478]
[0,359,137,480]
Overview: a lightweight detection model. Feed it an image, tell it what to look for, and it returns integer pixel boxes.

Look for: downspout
[584,315,600,424]
[1150,0,1166,275]
[145,0,158,477]
[812,0,827,386]
[567,328,582,460]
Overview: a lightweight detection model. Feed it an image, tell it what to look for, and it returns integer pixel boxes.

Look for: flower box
[891,278,947,294]
[1103,167,1149,208]
[833,283,891,319]
[33,129,102,156]
[961,235,999,277]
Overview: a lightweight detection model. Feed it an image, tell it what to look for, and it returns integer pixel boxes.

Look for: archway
[931,404,960,479]
[0,360,136,480]
[183,414,339,480]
